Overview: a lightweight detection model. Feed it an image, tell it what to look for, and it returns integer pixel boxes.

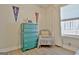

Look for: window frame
[60,5,79,37]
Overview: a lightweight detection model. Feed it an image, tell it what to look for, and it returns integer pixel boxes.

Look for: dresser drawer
[23,33,38,37]
[24,24,37,29]
[24,29,38,33]
[23,41,37,48]
[23,37,38,42]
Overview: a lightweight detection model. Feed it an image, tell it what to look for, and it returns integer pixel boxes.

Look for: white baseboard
[62,44,78,51]
[0,46,20,52]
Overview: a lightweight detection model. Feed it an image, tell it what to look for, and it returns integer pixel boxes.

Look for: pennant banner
[35,12,39,24]
[12,6,19,22]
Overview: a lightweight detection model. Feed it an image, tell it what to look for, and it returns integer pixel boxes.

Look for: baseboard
[55,44,77,52]
[55,45,61,47]
[0,46,20,52]
[62,44,78,52]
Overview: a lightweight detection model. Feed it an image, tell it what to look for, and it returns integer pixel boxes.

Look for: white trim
[62,44,78,51]
[62,35,79,39]
[0,46,20,52]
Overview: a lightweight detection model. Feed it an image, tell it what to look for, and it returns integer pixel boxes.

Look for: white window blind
[60,4,79,36]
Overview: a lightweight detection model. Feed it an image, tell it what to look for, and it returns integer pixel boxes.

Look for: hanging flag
[12,6,19,22]
[35,12,39,24]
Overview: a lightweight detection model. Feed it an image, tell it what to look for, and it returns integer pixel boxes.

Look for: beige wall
[0,4,45,51]
[46,5,79,51]
[62,36,79,51]
[0,4,64,52]
[45,5,62,46]
[0,5,8,49]
[0,4,59,51]
[38,5,63,46]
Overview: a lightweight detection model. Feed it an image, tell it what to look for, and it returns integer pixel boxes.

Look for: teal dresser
[21,23,38,52]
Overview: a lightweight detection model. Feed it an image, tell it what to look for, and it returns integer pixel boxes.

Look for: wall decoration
[35,12,39,24]
[12,6,19,22]
[28,20,32,23]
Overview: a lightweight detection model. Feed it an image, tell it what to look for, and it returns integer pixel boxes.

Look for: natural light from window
[60,4,79,36]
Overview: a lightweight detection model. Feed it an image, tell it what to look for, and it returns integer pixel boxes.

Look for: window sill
[62,34,79,39]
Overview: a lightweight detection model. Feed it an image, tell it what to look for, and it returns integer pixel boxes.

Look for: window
[60,5,79,36]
